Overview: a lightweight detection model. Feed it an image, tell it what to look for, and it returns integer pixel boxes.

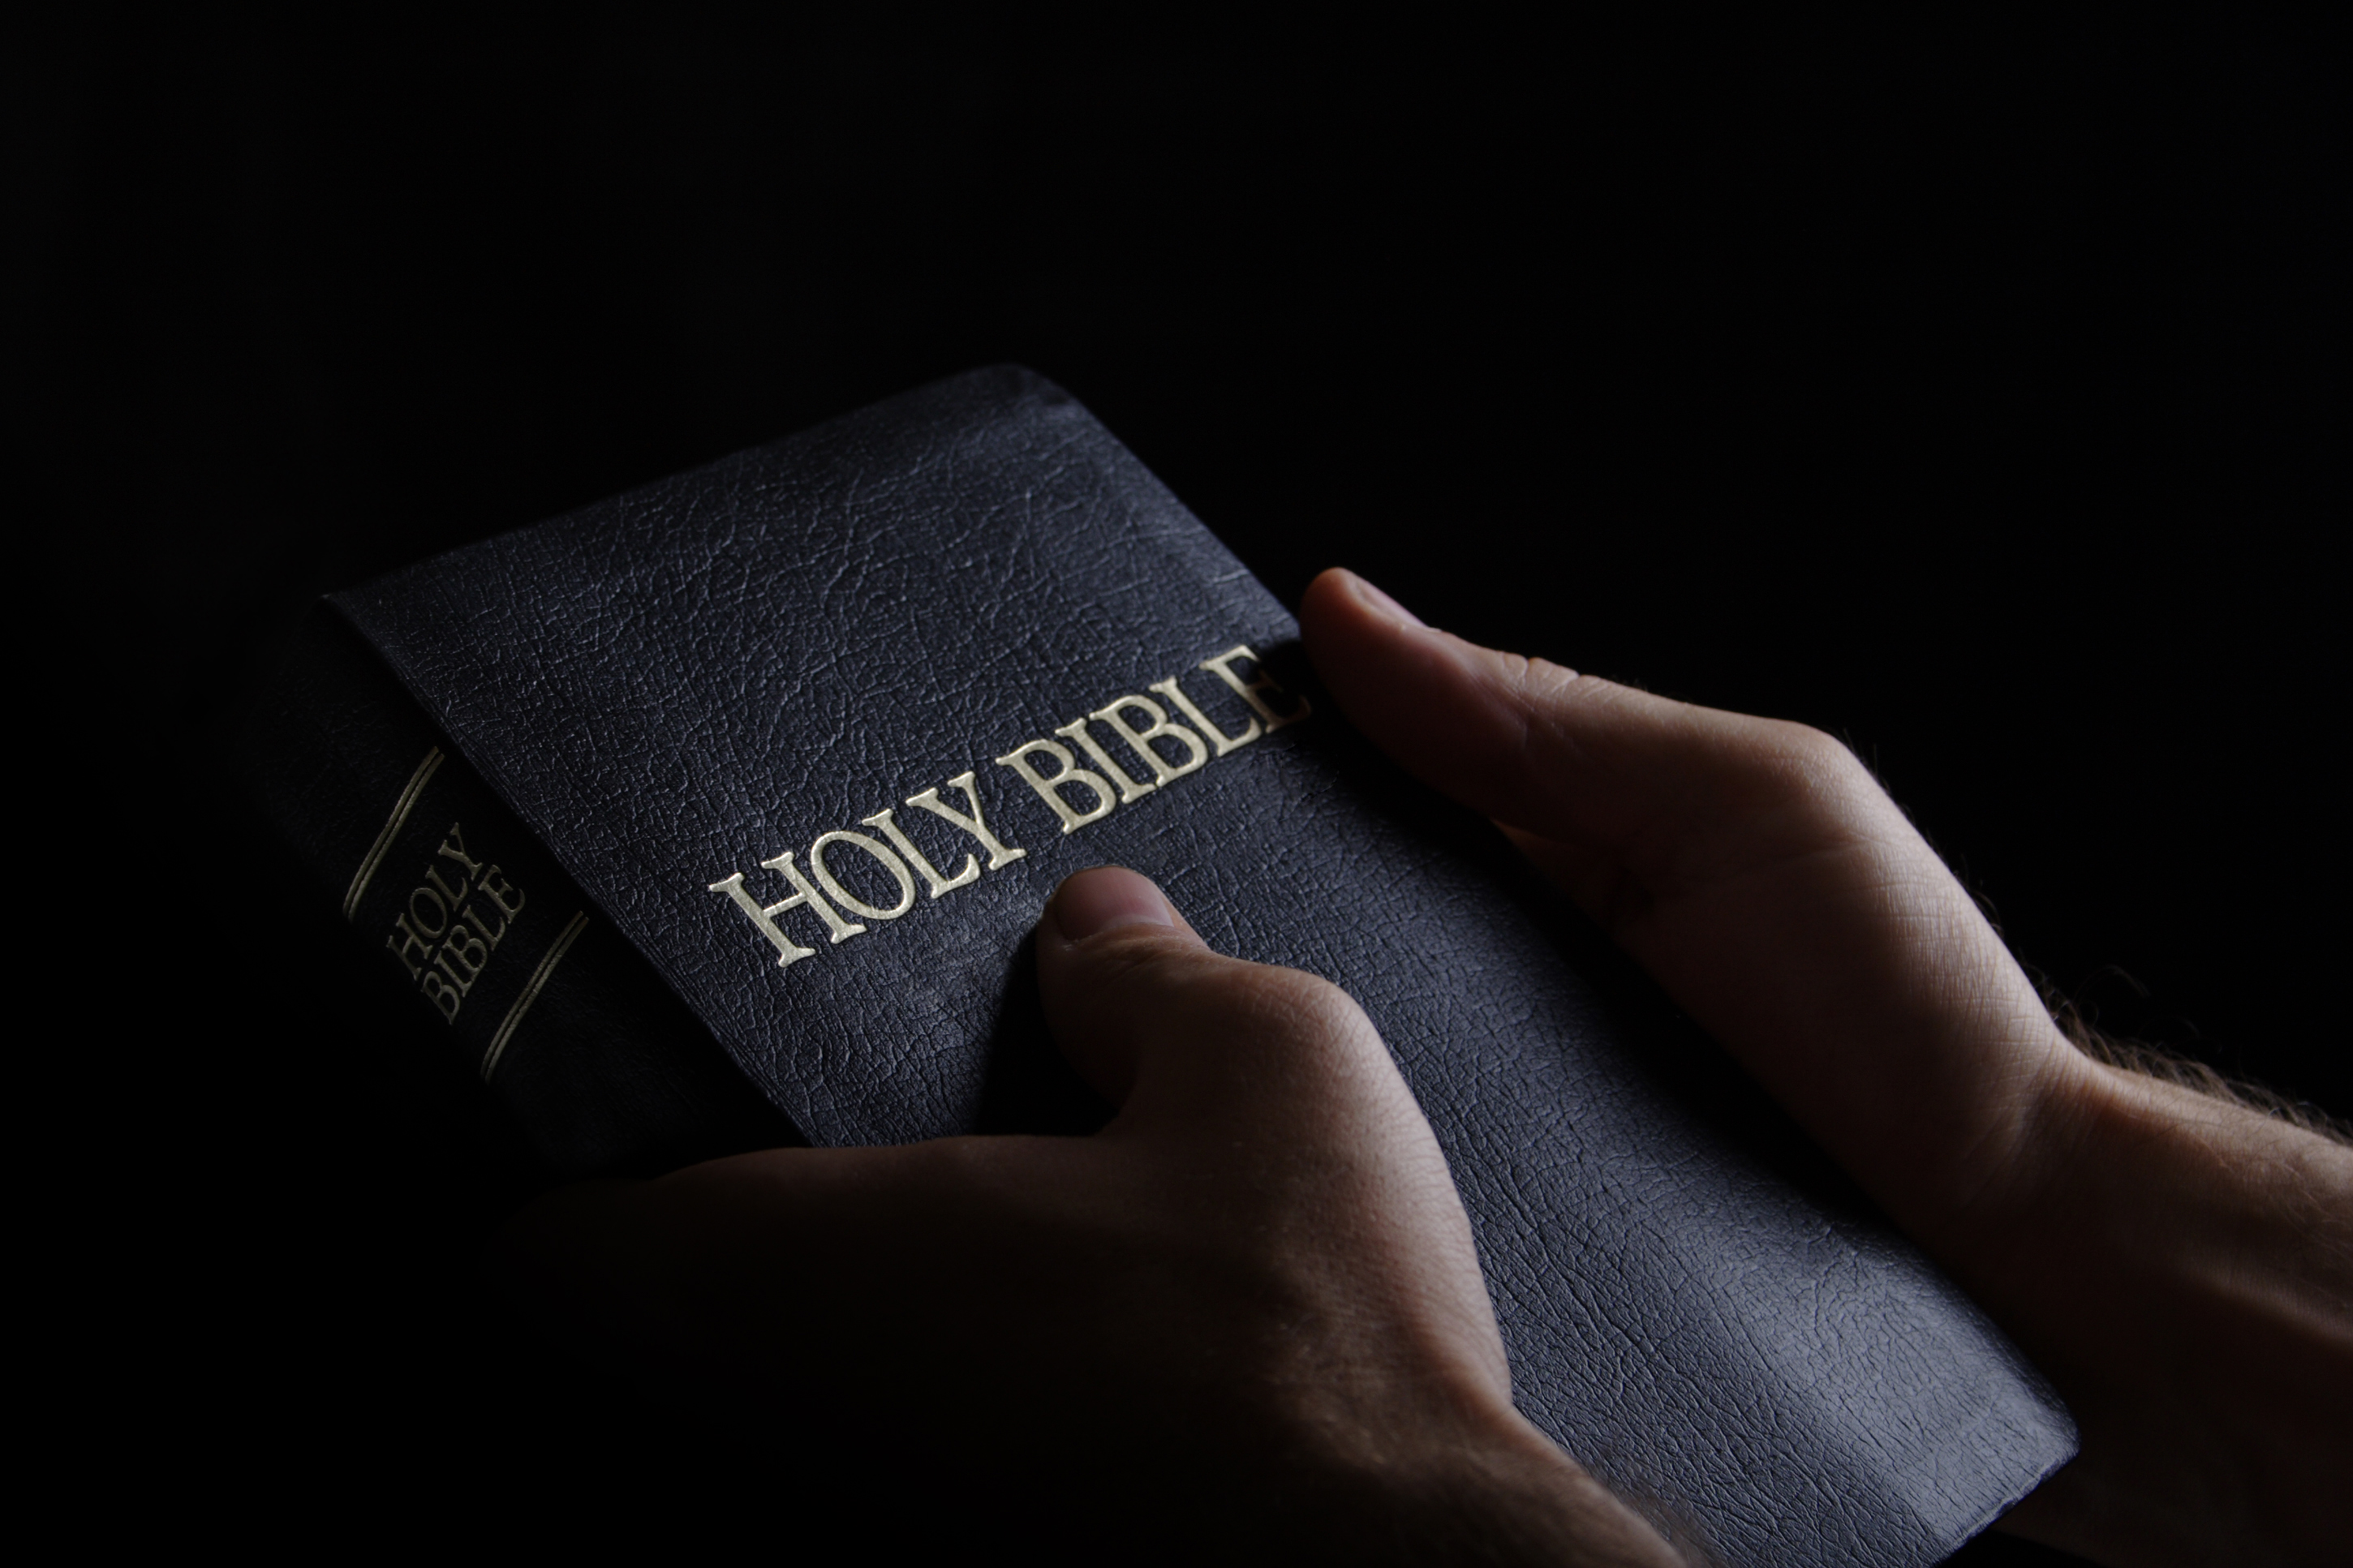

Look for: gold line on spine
[344,746,445,921]
[480,910,589,1081]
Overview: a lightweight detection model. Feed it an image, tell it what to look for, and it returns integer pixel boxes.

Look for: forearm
[1966,1066,2353,1566]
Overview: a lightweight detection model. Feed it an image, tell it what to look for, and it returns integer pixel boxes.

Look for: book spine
[244,603,798,1178]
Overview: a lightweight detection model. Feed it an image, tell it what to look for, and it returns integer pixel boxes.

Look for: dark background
[12,16,2337,1560]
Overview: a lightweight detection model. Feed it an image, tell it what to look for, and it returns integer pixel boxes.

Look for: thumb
[1036,867,1417,1145]
[1297,565,1901,923]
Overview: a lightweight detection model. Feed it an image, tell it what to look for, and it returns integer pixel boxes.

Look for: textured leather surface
[333,367,2073,1565]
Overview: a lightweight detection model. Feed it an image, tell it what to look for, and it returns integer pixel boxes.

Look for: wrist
[1274,1397,1684,1566]
[1895,1022,2109,1273]
[1968,1054,2353,1308]
[1956,1058,2353,1566]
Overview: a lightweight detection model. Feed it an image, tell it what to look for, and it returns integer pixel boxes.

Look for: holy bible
[248,366,2072,1564]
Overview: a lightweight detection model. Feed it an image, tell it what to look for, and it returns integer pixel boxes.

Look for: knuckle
[1166,956,1371,1053]
[1065,926,1383,1064]
[1768,720,1862,780]
[1079,924,1202,987]
[1747,720,1899,825]
[1498,649,1585,707]
[1256,965,1369,1040]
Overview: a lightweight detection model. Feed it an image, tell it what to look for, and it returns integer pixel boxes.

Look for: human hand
[497,866,1683,1565]
[1300,567,2353,1568]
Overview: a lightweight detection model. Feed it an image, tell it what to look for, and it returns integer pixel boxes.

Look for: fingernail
[1050,866,1178,941]
[1341,569,1426,628]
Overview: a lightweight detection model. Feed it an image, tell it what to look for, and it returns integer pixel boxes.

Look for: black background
[12,16,2337,1561]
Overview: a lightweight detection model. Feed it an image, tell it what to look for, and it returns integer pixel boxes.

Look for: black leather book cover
[320,366,2072,1563]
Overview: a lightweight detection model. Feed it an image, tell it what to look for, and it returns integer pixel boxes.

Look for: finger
[1036,866,1422,1145]
[1298,566,1903,916]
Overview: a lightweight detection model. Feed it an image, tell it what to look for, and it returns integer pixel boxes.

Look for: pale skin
[499,568,2353,1565]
